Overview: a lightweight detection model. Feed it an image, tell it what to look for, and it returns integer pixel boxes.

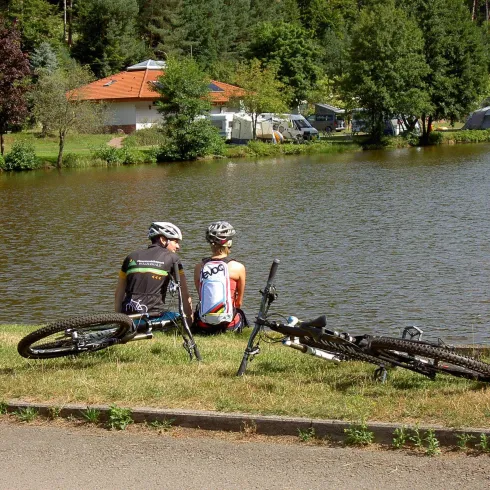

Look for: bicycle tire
[17,313,133,359]
[370,337,490,381]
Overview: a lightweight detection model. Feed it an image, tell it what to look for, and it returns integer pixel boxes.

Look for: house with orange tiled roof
[76,60,244,135]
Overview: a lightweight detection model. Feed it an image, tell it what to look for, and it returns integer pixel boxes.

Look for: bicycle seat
[299,315,328,329]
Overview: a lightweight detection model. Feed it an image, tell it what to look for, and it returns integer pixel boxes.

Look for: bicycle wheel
[17,313,133,359]
[370,337,490,381]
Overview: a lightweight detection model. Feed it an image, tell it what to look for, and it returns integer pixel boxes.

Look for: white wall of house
[107,102,136,126]
[105,101,242,133]
[135,101,163,129]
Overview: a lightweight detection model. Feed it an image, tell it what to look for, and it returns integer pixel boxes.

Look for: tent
[462,106,490,130]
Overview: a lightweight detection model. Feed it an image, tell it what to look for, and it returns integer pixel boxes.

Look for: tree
[247,22,322,108]
[343,0,429,141]
[231,59,290,140]
[31,64,106,168]
[0,16,30,155]
[72,0,149,77]
[402,0,488,142]
[30,41,58,74]
[154,57,224,160]
[7,0,62,52]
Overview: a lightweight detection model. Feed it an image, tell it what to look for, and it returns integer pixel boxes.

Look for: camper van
[261,113,319,141]
[231,113,318,143]
[307,103,345,133]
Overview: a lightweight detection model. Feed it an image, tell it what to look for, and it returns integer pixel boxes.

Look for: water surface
[1,144,489,343]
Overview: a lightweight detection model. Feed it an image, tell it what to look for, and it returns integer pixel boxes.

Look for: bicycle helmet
[206,221,236,246]
[148,222,183,240]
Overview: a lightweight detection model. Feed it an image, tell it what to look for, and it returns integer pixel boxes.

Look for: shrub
[3,142,39,171]
[0,153,4,170]
[107,404,132,430]
[123,127,166,147]
[157,120,225,161]
[91,145,123,165]
[62,153,93,168]
[428,131,444,145]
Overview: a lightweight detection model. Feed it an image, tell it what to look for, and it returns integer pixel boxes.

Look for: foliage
[409,425,424,448]
[297,426,316,442]
[343,0,428,142]
[147,418,175,431]
[456,432,475,451]
[15,407,38,422]
[0,401,7,414]
[424,429,441,456]
[231,59,290,140]
[3,142,39,171]
[154,57,224,160]
[402,0,488,142]
[82,406,101,424]
[428,131,445,145]
[107,404,133,430]
[477,433,490,452]
[247,21,322,106]
[7,0,62,52]
[156,119,225,161]
[72,0,149,78]
[344,422,374,446]
[30,42,59,74]
[123,127,166,147]
[0,17,30,156]
[392,426,408,449]
[31,64,106,168]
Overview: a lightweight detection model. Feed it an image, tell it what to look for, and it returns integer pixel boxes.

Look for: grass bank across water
[1,324,490,429]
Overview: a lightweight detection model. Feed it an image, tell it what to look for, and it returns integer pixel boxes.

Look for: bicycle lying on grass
[237,259,490,382]
[17,264,201,361]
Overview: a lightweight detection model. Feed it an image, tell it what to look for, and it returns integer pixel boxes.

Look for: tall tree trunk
[68,0,73,46]
[0,132,4,156]
[57,131,65,169]
[472,0,478,20]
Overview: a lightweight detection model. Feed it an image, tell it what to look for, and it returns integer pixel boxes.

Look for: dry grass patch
[1,324,490,428]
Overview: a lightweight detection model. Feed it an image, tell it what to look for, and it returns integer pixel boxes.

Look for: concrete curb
[4,400,490,447]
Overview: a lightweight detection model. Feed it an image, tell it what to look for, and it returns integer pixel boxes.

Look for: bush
[62,153,93,168]
[91,145,123,165]
[123,127,166,147]
[3,142,39,171]
[0,153,4,170]
[157,120,225,161]
[428,131,444,145]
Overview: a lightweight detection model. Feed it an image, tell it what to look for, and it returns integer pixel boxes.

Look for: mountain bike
[18,263,202,361]
[237,259,490,382]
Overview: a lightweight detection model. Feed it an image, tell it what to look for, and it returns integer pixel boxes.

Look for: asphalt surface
[1,420,490,489]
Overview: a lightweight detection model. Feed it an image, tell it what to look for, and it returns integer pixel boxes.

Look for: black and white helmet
[148,222,183,240]
[206,221,236,246]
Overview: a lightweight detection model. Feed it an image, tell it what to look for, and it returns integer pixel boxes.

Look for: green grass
[2,324,490,428]
[3,132,114,158]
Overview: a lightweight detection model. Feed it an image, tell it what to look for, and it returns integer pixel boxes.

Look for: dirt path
[107,136,126,148]
[1,420,490,489]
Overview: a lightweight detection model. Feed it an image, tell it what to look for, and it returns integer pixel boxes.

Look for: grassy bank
[1,324,490,429]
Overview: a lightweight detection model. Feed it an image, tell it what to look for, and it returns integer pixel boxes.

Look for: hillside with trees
[1,0,489,145]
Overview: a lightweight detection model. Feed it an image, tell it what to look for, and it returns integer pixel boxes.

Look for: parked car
[306,113,345,133]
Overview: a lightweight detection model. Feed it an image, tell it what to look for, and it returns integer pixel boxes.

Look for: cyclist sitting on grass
[193,221,247,334]
[115,221,193,325]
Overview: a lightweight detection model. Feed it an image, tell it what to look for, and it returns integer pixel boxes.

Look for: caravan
[230,113,318,143]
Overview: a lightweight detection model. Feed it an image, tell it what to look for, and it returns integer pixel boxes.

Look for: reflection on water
[1,144,489,343]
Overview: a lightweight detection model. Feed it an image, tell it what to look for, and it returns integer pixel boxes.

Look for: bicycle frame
[235,260,487,383]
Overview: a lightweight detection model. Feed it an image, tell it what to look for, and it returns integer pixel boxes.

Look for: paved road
[1,421,490,489]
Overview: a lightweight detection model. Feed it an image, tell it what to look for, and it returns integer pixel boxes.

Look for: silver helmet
[206,221,236,246]
[148,222,183,240]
